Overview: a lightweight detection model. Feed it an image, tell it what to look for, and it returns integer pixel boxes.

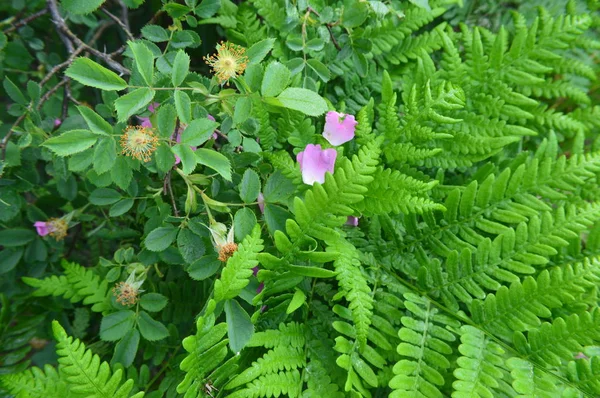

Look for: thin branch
[1,114,26,161]
[101,7,133,40]
[3,9,48,34]
[46,0,74,53]
[47,0,129,75]
[118,0,131,33]
[307,6,341,51]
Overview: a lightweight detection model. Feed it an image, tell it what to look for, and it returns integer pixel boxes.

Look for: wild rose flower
[204,42,249,84]
[137,102,160,128]
[33,218,68,241]
[112,269,145,307]
[323,111,357,146]
[208,220,238,262]
[297,144,337,185]
[346,216,359,226]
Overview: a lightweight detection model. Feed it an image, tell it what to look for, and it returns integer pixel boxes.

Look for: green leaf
[141,25,169,42]
[0,229,35,247]
[195,0,221,18]
[43,130,98,156]
[78,106,112,136]
[239,169,260,203]
[286,289,306,314]
[288,265,337,278]
[139,293,168,312]
[111,157,133,190]
[172,144,197,175]
[157,104,176,139]
[155,143,175,172]
[177,228,206,264]
[306,59,330,82]
[224,299,254,354]
[342,0,368,28]
[109,198,134,217]
[129,41,154,85]
[0,248,23,275]
[234,207,257,242]
[174,91,191,124]
[3,77,27,105]
[233,96,252,125]
[100,310,136,341]
[195,148,231,181]
[145,226,178,252]
[137,311,169,341]
[180,118,218,146]
[261,62,290,97]
[172,50,190,87]
[275,88,328,116]
[115,88,155,122]
[89,188,122,205]
[188,255,221,280]
[408,0,431,11]
[61,0,106,14]
[247,38,275,64]
[65,58,127,91]
[263,171,295,203]
[112,329,139,368]
[264,204,292,235]
[93,137,117,175]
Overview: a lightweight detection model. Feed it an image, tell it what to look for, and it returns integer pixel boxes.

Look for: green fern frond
[0,364,68,398]
[214,225,264,302]
[22,260,112,313]
[389,293,460,398]
[566,357,600,396]
[505,357,561,397]
[52,320,144,398]
[226,370,302,398]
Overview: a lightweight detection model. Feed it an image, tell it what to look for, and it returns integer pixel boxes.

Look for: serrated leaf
[195,148,231,181]
[261,62,290,97]
[112,329,139,367]
[174,91,191,124]
[224,299,254,354]
[115,88,155,122]
[61,0,106,14]
[137,311,169,341]
[139,293,168,312]
[172,50,190,87]
[89,188,122,205]
[78,106,112,136]
[275,88,327,116]
[171,144,197,175]
[109,198,134,217]
[65,58,127,91]
[129,41,154,85]
[306,59,330,82]
[247,38,275,64]
[100,310,135,342]
[141,25,169,42]
[239,169,260,203]
[43,130,98,156]
[93,137,117,174]
[180,118,218,146]
[145,226,178,252]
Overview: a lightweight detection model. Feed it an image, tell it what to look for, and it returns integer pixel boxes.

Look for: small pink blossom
[257,193,265,213]
[137,102,160,128]
[34,221,50,236]
[323,111,357,146]
[53,119,62,127]
[346,216,359,226]
[297,144,337,185]
[208,114,218,140]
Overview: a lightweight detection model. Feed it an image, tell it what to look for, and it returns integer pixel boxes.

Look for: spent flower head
[34,218,69,241]
[204,42,249,84]
[120,126,159,162]
[208,220,237,262]
[112,269,145,307]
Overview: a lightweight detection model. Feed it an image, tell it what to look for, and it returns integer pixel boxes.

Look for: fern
[22,260,112,313]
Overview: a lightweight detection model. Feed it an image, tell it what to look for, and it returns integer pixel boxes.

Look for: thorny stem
[2,9,48,34]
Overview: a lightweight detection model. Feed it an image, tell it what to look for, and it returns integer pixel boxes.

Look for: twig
[3,9,48,34]
[307,6,341,51]
[118,0,131,34]
[101,7,133,40]
[1,114,26,161]
[47,0,129,75]
[46,0,74,53]
[37,77,69,110]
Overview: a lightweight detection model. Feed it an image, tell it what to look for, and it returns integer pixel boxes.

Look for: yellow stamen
[120,126,159,162]
[48,218,68,241]
[204,42,249,84]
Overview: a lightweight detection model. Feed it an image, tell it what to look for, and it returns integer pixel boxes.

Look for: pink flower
[253,266,264,293]
[257,193,265,213]
[323,111,357,146]
[54,119,62,127]
[208,114,218,140]
[137,102,160,128]
[297,144,337,185]
[34,221,50,236]
[346,216,359,226]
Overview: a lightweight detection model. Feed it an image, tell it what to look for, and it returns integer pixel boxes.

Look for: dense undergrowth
[1,0,600,397]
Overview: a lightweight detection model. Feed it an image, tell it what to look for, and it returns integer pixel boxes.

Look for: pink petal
[297,144,337,185]
[138,117,152,128]
[323,111,357,146]
[148,102,160,113]
[54,119,62,127]
[174,128,198,165]
[34,221,50,236]
[207,114,215,121]
[346,216,359,226]
[257,193,265,214]
[257,282,264,294]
